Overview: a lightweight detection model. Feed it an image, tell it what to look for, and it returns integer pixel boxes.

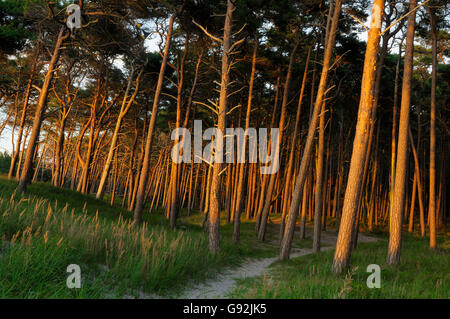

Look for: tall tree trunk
[389,41,402,230]
[97,68,143,199]
[233,39,257,242]
[133,11,178,224]
[387,0,417,265]
[185,53,202,215]
[280,45,312,240]
[280,0,343,260]
[427,5,437,249]
[17,26,68,193]
[258,41,299,241]
[207,0,234,252]
[169,35,189,229]
[313,100,326,253]
[331,0,385,273]
[9,47,38,179]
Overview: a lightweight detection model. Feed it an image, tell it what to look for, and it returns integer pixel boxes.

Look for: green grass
[0,175,447,299]
[230,234,449,298]
[0,175,280,298]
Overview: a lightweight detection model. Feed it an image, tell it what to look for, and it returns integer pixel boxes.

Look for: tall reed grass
[0,190,233,297]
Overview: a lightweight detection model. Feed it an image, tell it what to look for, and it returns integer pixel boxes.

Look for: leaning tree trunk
[17,26,68,193]
[133,12,177,224]
[9,46,38,179]
[97,68,143,199]
[280,0,343,261]
[331,0,385,273]
[258,41,299,242]
[280,45,312,240]
[387,0,417,265]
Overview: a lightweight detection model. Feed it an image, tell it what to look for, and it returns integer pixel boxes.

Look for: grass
[230,234,449,298]
[0,175,447,299]
[0,175,281,298]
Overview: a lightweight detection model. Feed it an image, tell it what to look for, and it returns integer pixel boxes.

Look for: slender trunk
[280,0,343,260]
[389,42,402,228]
[331,0,385,273]
[53,117,66,187]
[134,12,177,224]
[169,36,189,228]
[97,68,143,199]
[207,0,234,252]
[9,49,38,179]
[280,45,312,240]
[233,40,257,242]
[258,42,299,241]
[427,6,437,249]
[387,0,417,265]
[313,100,326,253]
[17,27,67,193]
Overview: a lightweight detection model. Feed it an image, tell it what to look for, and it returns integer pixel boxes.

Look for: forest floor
[228,231,449,298]
[169,229,378,299]
[0,175,447,298]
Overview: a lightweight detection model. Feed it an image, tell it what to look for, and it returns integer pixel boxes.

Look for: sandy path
[177,246,332,299]
[123,229,378,299]
[174,230,378,299]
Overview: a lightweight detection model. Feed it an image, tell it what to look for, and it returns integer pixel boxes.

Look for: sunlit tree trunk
[233,40,257,242]
[9,46,39,179]
[387,0,417,265]
[208,0,234,252]
[280,0,343,260]
[389,42,402,231]
[332,0,385,273]
[427,5,437,249]
[134,11,177,224]
[280,45,312,240]
[96,68,143,199]
[313,99,326,253]
[17,26,68,193]
[258,42,299,242]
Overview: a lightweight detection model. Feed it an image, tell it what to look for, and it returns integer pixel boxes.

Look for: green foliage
[0,0,34,55]
[230,236,449,299]
[0,176,274,298]
[0,152,11,174]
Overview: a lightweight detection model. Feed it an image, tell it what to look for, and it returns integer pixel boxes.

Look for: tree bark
[332,0,385,273]
[17,26,68,193]
[258,42,299,241]
[133,11,177,224]
[427,5,437,249]
[387,0,417,265]
[233,39,257,242]
[280,0,343,260]
[207,0,234,252]
[313,100,326,253]
[97,68,143,199]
